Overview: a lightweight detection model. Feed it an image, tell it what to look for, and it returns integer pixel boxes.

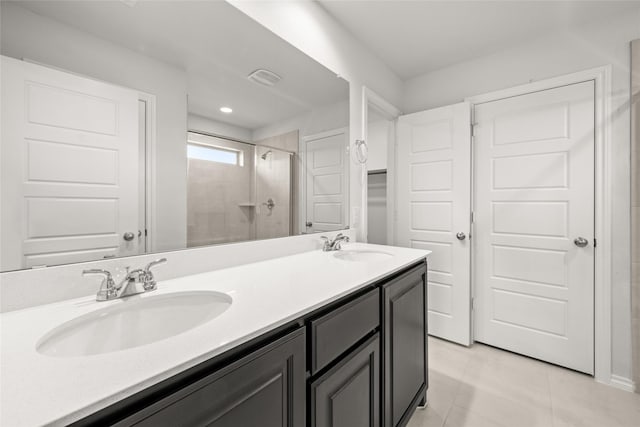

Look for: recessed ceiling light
[220,107,233,114]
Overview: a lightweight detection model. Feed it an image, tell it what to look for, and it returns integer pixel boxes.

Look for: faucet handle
[82,268,112,278]
[142,258,167,291]
[82,269,116,301]
[145,258,167,272]
[320,236,331,251]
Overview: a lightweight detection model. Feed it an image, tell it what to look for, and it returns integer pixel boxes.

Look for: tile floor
[408,337,640,427]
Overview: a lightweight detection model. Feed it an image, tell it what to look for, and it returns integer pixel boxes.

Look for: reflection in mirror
[366,105,393,246]
[0,1,349,272]
[632,39,639,388]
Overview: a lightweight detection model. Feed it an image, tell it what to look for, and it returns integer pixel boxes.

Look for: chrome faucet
[82,258,167,301]
[321,233,350,251]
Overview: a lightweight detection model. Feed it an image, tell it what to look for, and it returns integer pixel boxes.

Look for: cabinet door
[119,328,305,427]
[311,333,380,427]
[383,264,428,427]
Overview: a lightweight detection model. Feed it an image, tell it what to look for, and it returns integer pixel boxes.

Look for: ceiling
[318,0,640,80]
[9,1,348,130]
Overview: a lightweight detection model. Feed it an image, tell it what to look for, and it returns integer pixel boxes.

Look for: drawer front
[310,288,380,374]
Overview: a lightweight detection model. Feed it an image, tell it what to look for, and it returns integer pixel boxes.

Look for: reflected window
[187,143,240,165]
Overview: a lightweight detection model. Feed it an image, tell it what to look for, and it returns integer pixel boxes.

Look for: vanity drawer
[310,288,380,374]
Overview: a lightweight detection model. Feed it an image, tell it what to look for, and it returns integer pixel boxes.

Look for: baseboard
[610,374,636,393]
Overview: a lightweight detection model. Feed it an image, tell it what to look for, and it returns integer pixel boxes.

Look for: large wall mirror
[0,1,350,272]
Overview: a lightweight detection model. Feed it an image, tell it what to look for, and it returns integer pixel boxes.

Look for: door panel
[382,264,428,427]
[304,129,348,233]
[396,102,471,345]
[473,81,595,374]
[1,56,139,270]
[311,334,380,427]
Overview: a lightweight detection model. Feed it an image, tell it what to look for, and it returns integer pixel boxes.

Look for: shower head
[261,150,272,160]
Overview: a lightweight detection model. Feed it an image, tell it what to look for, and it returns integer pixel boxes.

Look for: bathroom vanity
[0,244,428,426]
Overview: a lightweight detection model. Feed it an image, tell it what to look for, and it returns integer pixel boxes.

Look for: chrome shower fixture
[261,150,272,160]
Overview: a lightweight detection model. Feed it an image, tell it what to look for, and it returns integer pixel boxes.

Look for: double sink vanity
[1,242,430,426]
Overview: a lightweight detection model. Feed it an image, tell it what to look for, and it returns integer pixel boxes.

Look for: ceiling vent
[248,69,282,87]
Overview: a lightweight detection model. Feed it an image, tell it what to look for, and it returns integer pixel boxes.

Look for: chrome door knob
[306,221,313,228]
[123,232,135,241]
[574,237,589,247]
[456,232,466,241]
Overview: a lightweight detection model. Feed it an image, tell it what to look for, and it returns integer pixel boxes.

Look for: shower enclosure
[186,132,293,247]
[255,145,293,240]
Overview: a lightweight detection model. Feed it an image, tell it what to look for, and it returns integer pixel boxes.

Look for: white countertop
[0,243,429,426]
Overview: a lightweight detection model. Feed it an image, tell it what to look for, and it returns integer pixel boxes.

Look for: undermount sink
[37,291,232,358]
[333,249,394,262]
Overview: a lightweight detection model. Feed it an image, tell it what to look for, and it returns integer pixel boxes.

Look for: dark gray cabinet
[77,260,428,427]
[114,328,306,427]
[310,288,380,374]
[382,264,428,427]
[310,333,380,427]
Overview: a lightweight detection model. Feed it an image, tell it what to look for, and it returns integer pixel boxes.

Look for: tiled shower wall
[632,39,639,390]
[187,134,256,246]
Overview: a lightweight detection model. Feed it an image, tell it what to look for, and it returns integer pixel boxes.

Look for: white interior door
[396,102,472,345]
[303,128,348,233]
[0,56,139,270]
[473,81,595,374]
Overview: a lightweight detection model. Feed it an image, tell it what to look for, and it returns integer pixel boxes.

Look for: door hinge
[593,238,597,248]
[471,211,475,223]
[145,229,148,237]
[471,297,474,311]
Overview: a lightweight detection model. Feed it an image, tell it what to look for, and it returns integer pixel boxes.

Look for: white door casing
[138,99,148,254]
[473,81,595,374]
[396,102,472,345]
[0,56,139,270]
[302,128,349,233]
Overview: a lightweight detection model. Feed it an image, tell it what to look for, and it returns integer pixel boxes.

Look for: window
[187,143,240,165]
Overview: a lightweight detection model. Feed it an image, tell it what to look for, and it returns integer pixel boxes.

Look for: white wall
[188,113,253,142]
[1,3,188,252]
[228,0,404,241]
[252,99,349,141]
[403,10,640,384]
[366,119,391,171]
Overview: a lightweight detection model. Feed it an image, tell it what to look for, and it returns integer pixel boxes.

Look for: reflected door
[0,56,139,270]
[473,81,595,374]
[396,102,472,345]
[303,128,348,233]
